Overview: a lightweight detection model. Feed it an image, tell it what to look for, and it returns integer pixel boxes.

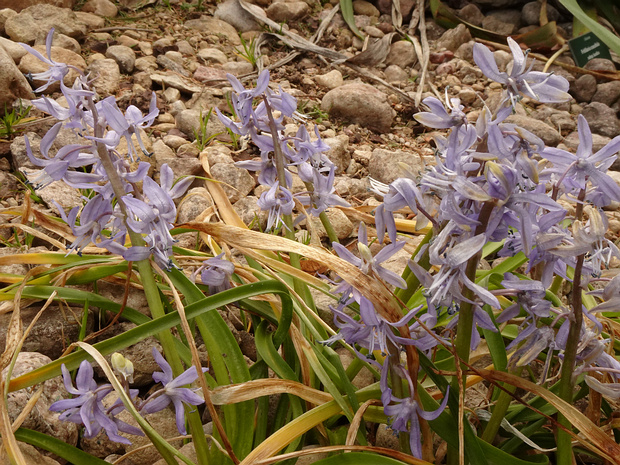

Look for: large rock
[385,40,416,68]
[0,45,33,113]
[184,16,241,45]
[19,45,86,93]
[87,58,121,96]
[105,44,136,74]
[570,74,597,103]
[504,114,562,147]
[0,0,74,13]
[321,83,393,133]
[81,0,118,17]
[0,36,27,62]
[5,352,78,447]
[5,4,86,44]
[0,305,92,359]
[435,24,472,52]
[208,163,255,203]
[581,102,620,138]
[368,148,427,184]
[214,0,263,32]
[266,1,310,22]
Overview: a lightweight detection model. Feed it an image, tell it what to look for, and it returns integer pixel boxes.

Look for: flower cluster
[50,349,207,442]
[21,29,192,270]
[325,36,620,458]
[216,70,348,231]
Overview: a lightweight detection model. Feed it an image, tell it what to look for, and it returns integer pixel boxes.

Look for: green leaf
[312,452,407,464]
[15,428,110,465]
[340,0,364,39]
[8,281,294,392]
[559,0,620,55]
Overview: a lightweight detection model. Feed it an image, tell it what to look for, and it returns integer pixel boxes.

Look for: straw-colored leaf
[179,222,402,321]
[210,378,332,405]
[478,369,620,462]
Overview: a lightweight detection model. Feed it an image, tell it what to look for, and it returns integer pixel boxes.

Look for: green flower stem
[263,98,316,314]
[556,188,586,465]
[319,209,339,244]
[481,367,522,443]
[394,228,434,304]
[453,201,495,374]
[88,98,210,464]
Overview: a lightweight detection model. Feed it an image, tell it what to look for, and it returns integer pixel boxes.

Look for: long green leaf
[8,281,294,392]
[339,0,364,39]
[312,452,407,464]
[559,0,620,55]
[15,428,110,465]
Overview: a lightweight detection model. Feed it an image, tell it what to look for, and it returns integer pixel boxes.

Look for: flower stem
[481,367,522,443]
[394,228,434,304]
[555,188,586,465]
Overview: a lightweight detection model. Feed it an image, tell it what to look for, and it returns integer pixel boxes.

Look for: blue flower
[541,114,620,207]
[19,28,70,93]
[140,348,207,435]
[473,37,570,104]
[198,252,235,294]
[49,361,142,444]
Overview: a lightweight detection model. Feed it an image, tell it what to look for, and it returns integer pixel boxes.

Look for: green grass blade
[15,428,110,465]
[339,0,364,39]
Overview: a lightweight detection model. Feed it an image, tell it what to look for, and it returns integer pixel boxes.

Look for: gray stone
[233,195,268,230]
[197,47,228,65]
[266,1,310,22]
[214,0,264,33]
[571,74,597,103]
[561,130,611,154]
[584,58,616,78]
[5,4,86,44]
[184,16,241,45]
[6,443,61,465]
[369,148,426,184]
[151,72,201,94]
[163,134,189,149]
[105,44,136,74]
[385,40,416,68]
[581,102,620,138]
[177,187,214,223]
[134,56,157,72]
[0,8,17,35]
[193,65,228,83]
[177,143,200,158]
[209,163,256,203]
[308,208,354,240]
[88,58,121,96]
[34,179,83,210]
[314,69,344,89]
[488,9,522,28]
[0,36,27,62]
[95,322,162,387]
[203,145,234,165]
[324,135,350,174]
[156,54,188,76]
[321,83,393,133]
[353,0,379,17]
[0,304,92,359]
[74,11,105,29]
[505,114,562,146]
[457,3,484,26]
[0,0,75,12]
[19,44,85,93]
[175,109,225,142]
[163,87,181,104]
[375,424,400,450]
[435,24,472,52]
[522,1,560,26]
[482,15,516,35]
[384,64,408,83]
[5,352,78,449]
[50,32,81,54]
[333,176,370,199]
[592,81,620,107]
[82,0,117,16]
[0,45,33,111]
[222,61,254,75]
